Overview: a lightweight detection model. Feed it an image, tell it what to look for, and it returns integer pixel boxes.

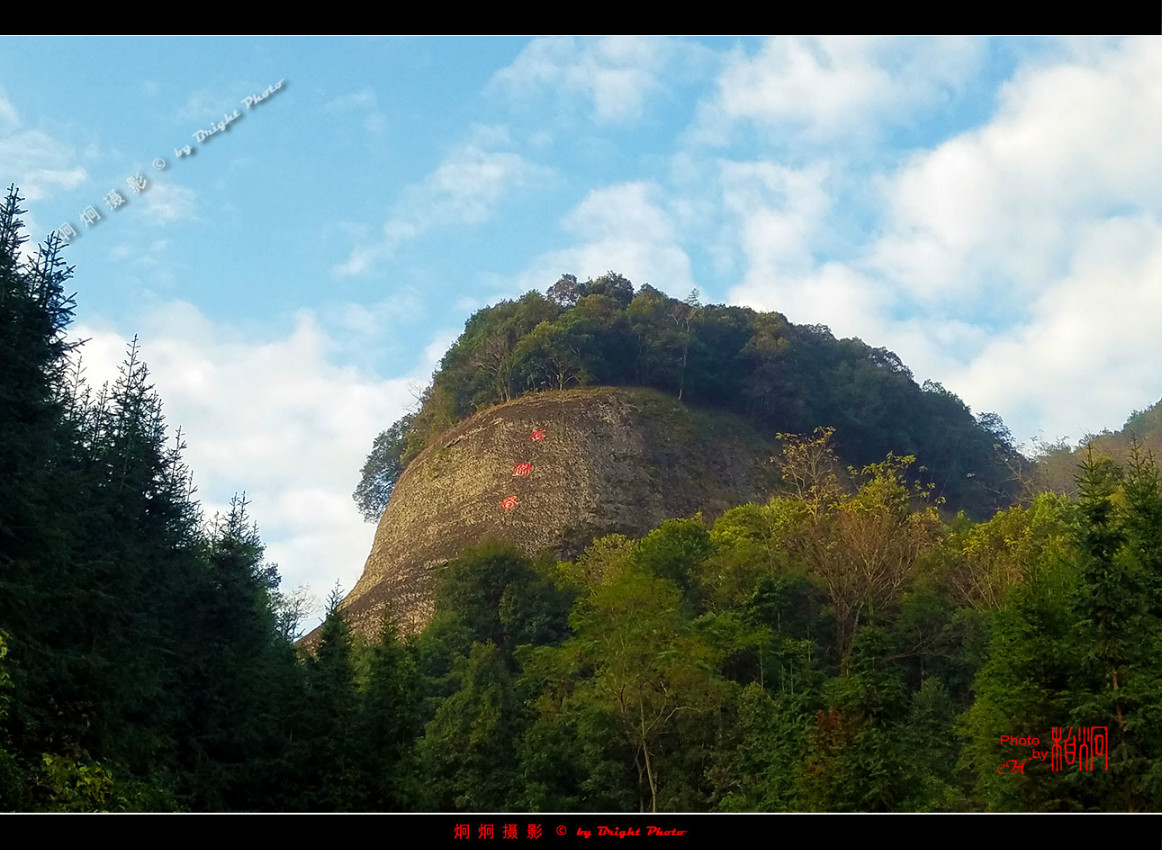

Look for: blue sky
[3,36,1161,618]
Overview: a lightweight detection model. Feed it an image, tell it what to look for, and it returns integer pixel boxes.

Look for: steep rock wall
[326,387,777,643]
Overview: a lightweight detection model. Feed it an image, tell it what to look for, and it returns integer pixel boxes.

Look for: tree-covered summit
[357,272,1025,522]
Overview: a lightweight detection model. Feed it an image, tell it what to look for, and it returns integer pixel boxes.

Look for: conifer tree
[1068,448,1162,810]
[360,620,421,809]
[0,187,96,778]
[412,641,521,811]
[170,494,291,809]
[302,588,365,810]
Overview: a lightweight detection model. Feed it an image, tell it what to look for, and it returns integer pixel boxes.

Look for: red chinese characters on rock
[512,462,534,478]
[530,428,546,441]
[500,495,519,510]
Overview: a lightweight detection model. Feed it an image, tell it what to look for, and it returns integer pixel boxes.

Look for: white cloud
[731,262,888,345]
[324,86,388,135]
[399,146,535,227]
[490,36,702,123]
[324,290,427,338]
[70,302,447,604]
[108,237,170,267]
[517,181,694,295]
[0,95,86,250]
[723,38,1162,448]
[334,141,552,277]
[720,160,832,278]
[0,91,18,130]
[721,160,896,339]
[325,88,376,110]
[176,90,224,122]
[951,214,1162,444]
[140,180,198,224]
[854,37,1162,440]
[693,36,984,145]
[333,244,385,278]
[870,37,1162,308]
[0,129,87,202]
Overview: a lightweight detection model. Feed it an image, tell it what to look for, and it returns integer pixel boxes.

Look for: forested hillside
[1032,398,1162,497]
[4,182,1162,812]
[356,273,1025,525]
[327,429,1162,812]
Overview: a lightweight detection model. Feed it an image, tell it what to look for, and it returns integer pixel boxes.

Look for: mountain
[323,387,777,643]
[323,276,1028,645]
[1032,397,1162,496]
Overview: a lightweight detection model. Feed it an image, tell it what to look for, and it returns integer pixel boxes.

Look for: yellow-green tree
[561,570,727,812]
[775,430,941,667]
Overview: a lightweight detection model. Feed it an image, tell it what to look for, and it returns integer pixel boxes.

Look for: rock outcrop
[324,387,778,643]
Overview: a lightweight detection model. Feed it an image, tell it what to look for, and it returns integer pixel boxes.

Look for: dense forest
[4,184,1162,812]
[354,273,1026,526]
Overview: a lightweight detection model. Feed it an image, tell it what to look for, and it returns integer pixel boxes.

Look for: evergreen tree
[353,413,415,522]
[0,633,24,809]
[302,588,366,810]
[170,495,292,809]
[360,620,421,809]
[411,641,521,811]
[1069,448,1162,810]
[0,187,83,759]
[961,525,1082,811]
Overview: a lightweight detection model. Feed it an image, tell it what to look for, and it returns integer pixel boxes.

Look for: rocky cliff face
[326,387,777,643]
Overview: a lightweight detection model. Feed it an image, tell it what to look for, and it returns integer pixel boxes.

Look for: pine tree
[169,494,292,809]
[0,186,79,644]
[360,620,420,809]
[412,641,521,811]
[0,187,95,778]
[1073,450,1144,809]
[302,587,366,810]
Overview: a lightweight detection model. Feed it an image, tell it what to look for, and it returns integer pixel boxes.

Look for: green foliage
[555,569,730,812]
[388,273,1021,520]
[898,678,969,810]
[772,430,944,668]
[354,412,415,522]
[300,595,366,810]
[0,633,22,810]
[1067,447,1162,810]
[960,549,1082,811]
[516,693,636,812]
[557,533,634,594]
[359,622,421,809]
[632,518,714,602]
[429,543,574,660]
[1030,396,1162,498]
[412,641,521,811]
[33,753,119,812]
[946,492,1078,611]
[10,174,1162,812]
[710,683,815,811]
[799,628,916,811]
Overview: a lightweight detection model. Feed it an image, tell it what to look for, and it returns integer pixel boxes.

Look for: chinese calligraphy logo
[996,727,1109,775]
